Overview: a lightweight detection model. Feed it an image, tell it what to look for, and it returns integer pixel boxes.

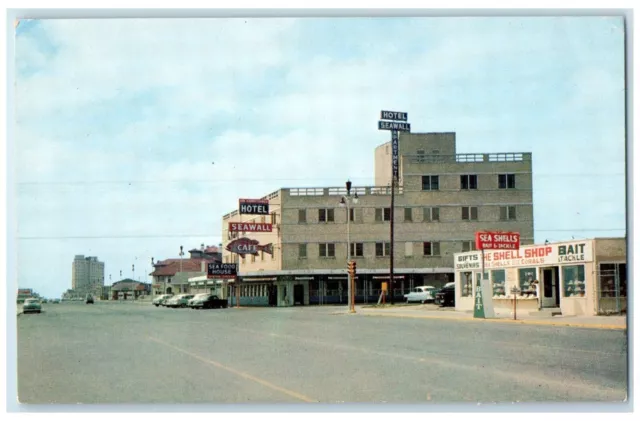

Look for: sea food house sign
[455,241,594,270]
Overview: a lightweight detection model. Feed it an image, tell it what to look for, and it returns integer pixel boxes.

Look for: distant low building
[110,279,151,300]
[150,245,222,295]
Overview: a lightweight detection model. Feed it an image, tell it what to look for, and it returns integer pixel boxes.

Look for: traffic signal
[347,260,357,276]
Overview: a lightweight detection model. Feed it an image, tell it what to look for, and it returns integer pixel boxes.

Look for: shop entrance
[268,285,277,307]
[541,266,560,308]
[293,284,304,306]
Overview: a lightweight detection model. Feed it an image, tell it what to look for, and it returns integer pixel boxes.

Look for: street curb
[341,311,627,330]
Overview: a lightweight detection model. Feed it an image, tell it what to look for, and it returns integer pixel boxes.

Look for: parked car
[85,294,94,304]
[404,286,437,304]
[435,282,456,307]
[188,293,209,308]
[23,298,42,314]
[191,294,228,310]
[153,294,174,307]
[51,299,60,304]
[166,294,195,308]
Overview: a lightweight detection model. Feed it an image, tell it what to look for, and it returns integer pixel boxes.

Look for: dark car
[85,295,94,304]
[435,282,455,307]
[192,294,228,310]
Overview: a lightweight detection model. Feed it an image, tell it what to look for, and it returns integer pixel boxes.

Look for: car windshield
[24,299,37,304]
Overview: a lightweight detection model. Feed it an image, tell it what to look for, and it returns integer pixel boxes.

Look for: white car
[188,293,209,308]
[153,294,173,307]
[404,286,437,304]
[166,294,194,308]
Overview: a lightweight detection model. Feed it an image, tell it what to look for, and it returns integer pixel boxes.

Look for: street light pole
[340,180,358,313]
[179,245,184,293]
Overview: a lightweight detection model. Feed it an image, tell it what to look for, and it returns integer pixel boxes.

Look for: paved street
[17,301,628,405]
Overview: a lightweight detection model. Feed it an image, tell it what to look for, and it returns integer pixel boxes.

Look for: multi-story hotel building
[221,132,534,307]
[71,255,105,293]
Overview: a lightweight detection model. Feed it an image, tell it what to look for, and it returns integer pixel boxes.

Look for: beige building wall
[222,132,534,283]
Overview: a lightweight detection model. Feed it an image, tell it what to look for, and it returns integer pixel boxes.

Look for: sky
[11,16,626,298]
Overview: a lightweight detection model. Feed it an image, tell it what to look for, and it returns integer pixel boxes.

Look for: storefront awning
[242,277,277,282]
[372,275,405,280]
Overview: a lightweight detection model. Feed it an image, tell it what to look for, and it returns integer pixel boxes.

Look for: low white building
[453,237,626,317]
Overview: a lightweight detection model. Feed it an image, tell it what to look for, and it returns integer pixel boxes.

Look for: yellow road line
[147,336,317,403]
[355,312,627,330]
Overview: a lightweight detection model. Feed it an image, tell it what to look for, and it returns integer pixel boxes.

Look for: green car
[22,298,42,314]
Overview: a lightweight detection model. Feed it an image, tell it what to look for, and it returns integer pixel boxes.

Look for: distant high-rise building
[72,255,105,292]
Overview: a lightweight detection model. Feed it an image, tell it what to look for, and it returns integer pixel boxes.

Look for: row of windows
[300,206,518,222]
[299,241,471,258]
[422,173,517,191]
[225,250,278,264]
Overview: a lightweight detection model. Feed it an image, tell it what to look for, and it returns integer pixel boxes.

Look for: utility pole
[378,110,410,305]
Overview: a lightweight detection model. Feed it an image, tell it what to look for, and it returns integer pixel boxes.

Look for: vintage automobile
[85,294,94,304]
[22,298,42,314]
[187,293,210,308]
[152,294,174,307]
[166,294,195,308]
[435,282,456,307]
[404,286,437,304]
[191,294,228,310]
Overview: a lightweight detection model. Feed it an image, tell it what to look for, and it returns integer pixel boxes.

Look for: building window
[597,263,626,298]
[404,207,412,222]
[500,206,517,220]
[416,149,425,163]
[462,206,478,220]
[518,268,537,297]
[423,207,440,222]
[461,272,473,297]
[422,175,439,191]
[498,174,516,189]
[375,242,391,257]
[299,244,307,259]
[375,208,391,222]
[261,251,265,261]
[460,175,478,190]
[461,241,476,252]
[350,242,364,257]
[319,208,335,222]
[491,270,506,297]
[349,208,355,222]
[563,265,586,297]
[251,254,256,263]
[423,242,440,256]
[319,243,335,258]
[298,209,307,223]
[270,212,277,225]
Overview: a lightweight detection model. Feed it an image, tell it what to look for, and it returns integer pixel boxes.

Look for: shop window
[563,265,586,297]
[598,263,627,298]
[518,268,537,297]
[460,174,478,190]
[422,175,439,191]
[491,270,506,297]
[460,272,473,297]
[298,209,307,223]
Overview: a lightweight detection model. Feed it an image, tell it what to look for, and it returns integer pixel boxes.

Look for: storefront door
[541,267,560,308]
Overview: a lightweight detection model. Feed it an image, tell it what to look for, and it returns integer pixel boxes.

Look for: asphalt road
[16,301,628,405]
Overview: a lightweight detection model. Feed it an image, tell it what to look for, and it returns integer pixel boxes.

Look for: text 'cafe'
[453,238,627,316]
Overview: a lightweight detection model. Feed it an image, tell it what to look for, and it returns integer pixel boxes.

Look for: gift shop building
[453,237,627,316]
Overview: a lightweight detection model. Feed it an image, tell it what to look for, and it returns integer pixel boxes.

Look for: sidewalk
[334,304,627,330]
